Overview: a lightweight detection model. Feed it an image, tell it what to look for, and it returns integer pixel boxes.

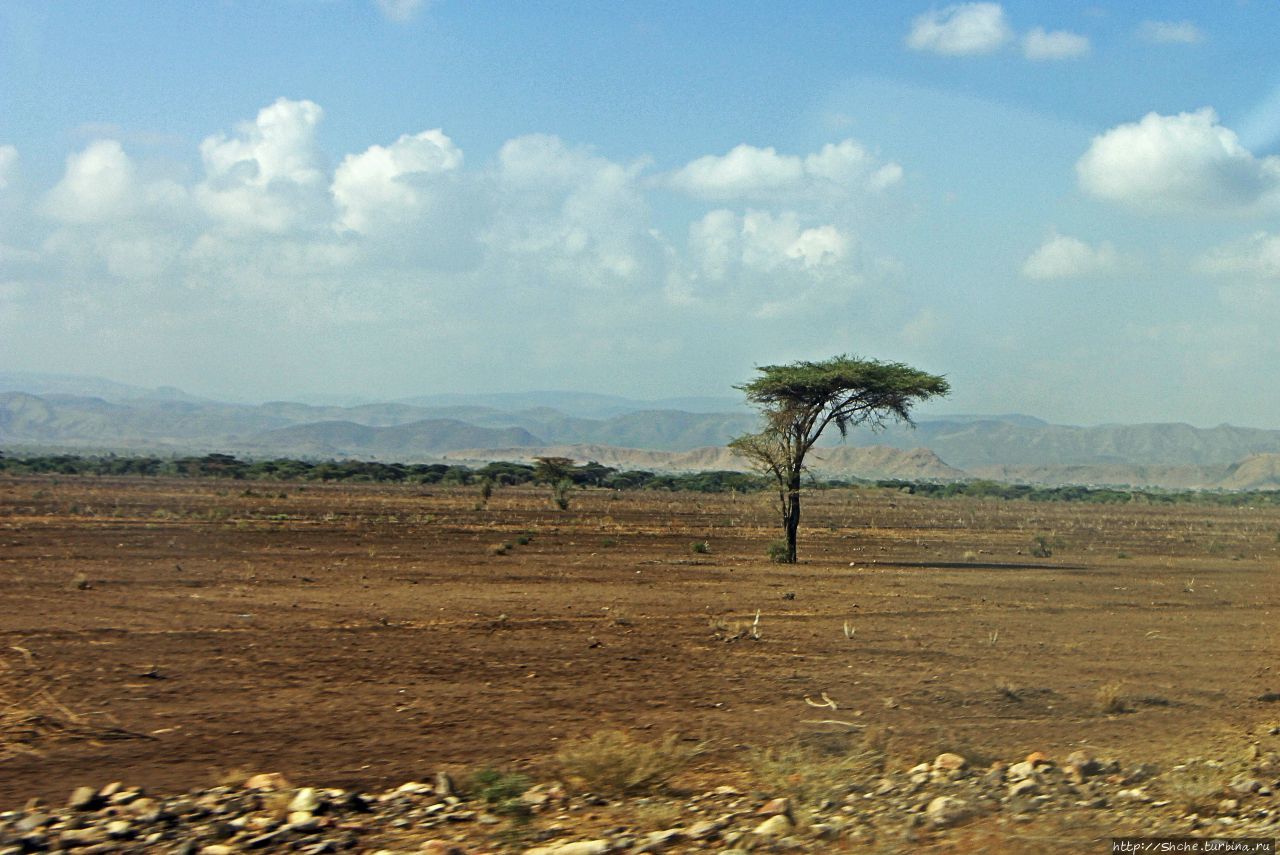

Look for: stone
[1007,779,1039,798]
[105,820,135,839]
[13,813,49,834]
[435,771,456,797]
[1025,751,1051,767]
[1229,773,1262,795]
[419,842,466,855]
[201,846,236,855]
[933,752,967,772]
[755,797,792,818]
[1006,761,1038,782]
[753,813,793,838]
[686,819,723,840]
[245,773,291,791]
[289,787,322,813]
[68,786,103,810]
[925,796,970,828]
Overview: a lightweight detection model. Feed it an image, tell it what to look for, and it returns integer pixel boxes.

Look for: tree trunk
[784,475,801,563]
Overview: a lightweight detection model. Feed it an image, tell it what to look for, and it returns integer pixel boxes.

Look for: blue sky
[2,1,1280,426]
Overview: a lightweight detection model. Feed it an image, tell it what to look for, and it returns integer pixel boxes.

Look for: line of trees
[1,450,1277,506]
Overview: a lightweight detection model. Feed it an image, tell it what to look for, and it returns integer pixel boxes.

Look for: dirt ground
[0,475,1276,811]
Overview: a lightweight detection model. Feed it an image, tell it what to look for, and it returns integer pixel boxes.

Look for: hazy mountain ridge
[6,384,1280,489]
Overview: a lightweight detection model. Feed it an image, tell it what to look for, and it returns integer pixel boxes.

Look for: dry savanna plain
[1,474,1278,850]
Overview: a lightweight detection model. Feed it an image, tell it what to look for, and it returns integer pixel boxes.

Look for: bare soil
[0,476,1276,810]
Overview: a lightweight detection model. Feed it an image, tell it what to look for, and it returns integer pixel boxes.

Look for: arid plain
[1,475,1277,843]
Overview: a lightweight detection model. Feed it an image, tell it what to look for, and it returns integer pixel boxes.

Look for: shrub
[555,730,703,795]
[552,479,572,511]
[690,540,710,554]
[466,767,531,817]
[766,539,790,563]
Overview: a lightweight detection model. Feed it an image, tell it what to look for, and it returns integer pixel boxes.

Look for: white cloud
[196,97,327,233]
[332,129,463,234]
[1198,232,1280,280]
[486,134,657,286]
[1023,27,1089,60]
[1076,108,1280,214]
[0,145,16,190]
[1022,234,1118,280]
[906,3,1011,56]
[669,139,900,202]
[1138,20,1203,44]
[376,0,425,22]
[688,209,853,285]
[42,140,136,223]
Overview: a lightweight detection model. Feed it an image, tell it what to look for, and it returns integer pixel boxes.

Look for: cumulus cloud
[1076,108,1280,214]
[906,3,1011,56]
[1198,232,1280,280]
[41,140,185,224]
[1138,20,1203,44]
[691,207,849,286]
[42,140,137,223]
[1022,234,1118,280]
[196,97,327,233]
[0,145,16,190]
[332,129,463,234]
[1023,27,1089,60]
[669,139,901,203]
[486,134,657,286]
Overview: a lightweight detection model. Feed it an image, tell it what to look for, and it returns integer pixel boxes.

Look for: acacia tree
[729,355,949,564]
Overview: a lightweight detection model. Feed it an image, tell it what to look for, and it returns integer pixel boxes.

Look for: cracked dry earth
[0,475,1277,851]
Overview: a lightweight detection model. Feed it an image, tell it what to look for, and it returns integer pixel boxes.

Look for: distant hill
[237,420,543,459]
[7,381,1280,489]
[445,444,967,482]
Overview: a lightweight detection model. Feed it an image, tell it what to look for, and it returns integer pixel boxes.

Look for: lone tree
[729,355,949,564]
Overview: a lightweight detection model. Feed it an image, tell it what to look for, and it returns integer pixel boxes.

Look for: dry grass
[748,727,890,810]
[555,730,705,796]
[1095,681,1128,714]
[1161,761,1227,816]
[0,648,144,758]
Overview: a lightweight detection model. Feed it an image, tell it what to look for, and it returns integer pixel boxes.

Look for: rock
[1006,761,1038,782]
[245,772,292,790]
[1230,773,1262,794]
[68,786,103,810]
[753,813,793,838]
[755,797,792,818]
[1025,751,1051,767]
[201,846,237,855]
[419,842,466,855]
[1008,779,1039,798]
[13,813,49,834]
[105,819,134,839]
[634,828,683,851]
[686,819,723,840]
[289,787,322,813]
[933,752,967,772]
[925,796,970,828]
[435,771,456,797]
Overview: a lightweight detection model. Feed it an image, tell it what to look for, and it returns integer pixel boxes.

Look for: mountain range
[5,373,1280,489]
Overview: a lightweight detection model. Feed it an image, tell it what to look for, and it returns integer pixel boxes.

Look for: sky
[2,1,1280,426]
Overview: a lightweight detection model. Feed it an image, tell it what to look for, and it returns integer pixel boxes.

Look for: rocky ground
[3,733,1279,854]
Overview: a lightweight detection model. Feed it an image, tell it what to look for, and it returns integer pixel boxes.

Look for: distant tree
[532,456,575,484]
[729,355,949,563]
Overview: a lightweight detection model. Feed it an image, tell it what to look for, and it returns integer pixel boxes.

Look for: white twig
[804,692,838,710]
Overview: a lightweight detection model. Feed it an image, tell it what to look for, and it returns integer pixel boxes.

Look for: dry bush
[1162,761,1228,815]
[555,730,704,796]
[1096,681,1127,714]
[749,727,889,809]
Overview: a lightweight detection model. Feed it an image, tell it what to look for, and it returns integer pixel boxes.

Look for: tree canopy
[731,355,949,563]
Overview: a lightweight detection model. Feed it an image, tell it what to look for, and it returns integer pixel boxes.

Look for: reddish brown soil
[0,476,1276,809]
